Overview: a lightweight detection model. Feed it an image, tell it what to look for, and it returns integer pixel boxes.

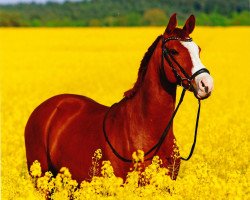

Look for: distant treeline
[0,0,249,27]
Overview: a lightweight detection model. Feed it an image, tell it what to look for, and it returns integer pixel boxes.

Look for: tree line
[0,0,249,27]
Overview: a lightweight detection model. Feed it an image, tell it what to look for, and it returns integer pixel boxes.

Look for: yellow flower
[93,149,102,160]
[30,160,42,178]
[132,149,144,163]
[101,161,114,178]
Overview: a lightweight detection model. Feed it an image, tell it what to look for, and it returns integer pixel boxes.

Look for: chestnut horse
[25,14,213,183]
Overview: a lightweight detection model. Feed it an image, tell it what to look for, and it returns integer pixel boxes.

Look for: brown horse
[25,14,213,183]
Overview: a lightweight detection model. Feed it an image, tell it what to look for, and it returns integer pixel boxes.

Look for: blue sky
[0,0,66,4]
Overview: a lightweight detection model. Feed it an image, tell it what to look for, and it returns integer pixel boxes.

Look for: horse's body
[25,14,213,183]
[25,89,177,182]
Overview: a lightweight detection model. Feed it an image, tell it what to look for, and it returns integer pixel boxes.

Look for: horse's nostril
[200,80,209,93]
[201,80,205,87]
[205,86,209,93]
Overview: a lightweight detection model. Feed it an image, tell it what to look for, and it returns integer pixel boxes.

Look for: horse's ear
[165,13,177,34]
[183,15,195,34]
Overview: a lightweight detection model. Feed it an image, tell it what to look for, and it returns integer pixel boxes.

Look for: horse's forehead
[180,41,199,54]
[173,28,189,38]
[180,41,205,74]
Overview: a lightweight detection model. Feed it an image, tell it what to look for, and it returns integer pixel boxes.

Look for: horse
[25,13,214,183]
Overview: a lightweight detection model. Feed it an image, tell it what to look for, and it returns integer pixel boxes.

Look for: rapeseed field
[1,27,249,199]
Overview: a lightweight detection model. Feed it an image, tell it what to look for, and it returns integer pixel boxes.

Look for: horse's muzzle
[193,74,214,100]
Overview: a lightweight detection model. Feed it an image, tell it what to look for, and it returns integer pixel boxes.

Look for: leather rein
[103,36,210,163]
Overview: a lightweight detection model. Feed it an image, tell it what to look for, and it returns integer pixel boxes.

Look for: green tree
[126,12,142,26]
[142,8,167,26]
[0,11,22,26]
[0,0,249,27]
[103,16,117,26]
[231,11,250,25]
[89,19,101,26]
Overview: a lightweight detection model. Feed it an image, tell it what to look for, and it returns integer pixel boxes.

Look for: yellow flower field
[1,27,250,199]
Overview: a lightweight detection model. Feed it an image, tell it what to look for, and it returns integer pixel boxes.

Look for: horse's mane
[124,35,162,98]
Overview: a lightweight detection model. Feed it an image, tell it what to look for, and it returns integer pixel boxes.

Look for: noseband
[103,36,211,163]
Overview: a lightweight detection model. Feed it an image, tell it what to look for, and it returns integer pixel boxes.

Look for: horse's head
[161,13,213,99]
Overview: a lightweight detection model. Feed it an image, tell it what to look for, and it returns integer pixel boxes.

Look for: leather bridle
[161,36,210,92]
[103,36,211,163]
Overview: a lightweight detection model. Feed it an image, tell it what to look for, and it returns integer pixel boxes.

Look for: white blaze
[180,41,205,75]
[180,41,214,98]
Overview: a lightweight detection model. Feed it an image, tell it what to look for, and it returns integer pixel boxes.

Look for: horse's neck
[110,47,177,150]
[127,57,176,132]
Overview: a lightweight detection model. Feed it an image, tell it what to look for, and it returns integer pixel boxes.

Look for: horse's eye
[169,49,179,55]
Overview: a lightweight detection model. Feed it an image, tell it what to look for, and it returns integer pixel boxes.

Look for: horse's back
[25,94,108,181]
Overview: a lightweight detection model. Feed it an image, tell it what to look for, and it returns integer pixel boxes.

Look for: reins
[103,35,210,163]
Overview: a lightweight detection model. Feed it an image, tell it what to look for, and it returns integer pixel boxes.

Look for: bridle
[161,36,210,92]
[103,35,210,163]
